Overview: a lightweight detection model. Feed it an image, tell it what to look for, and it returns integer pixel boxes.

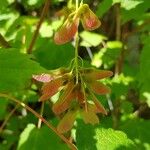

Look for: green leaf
[0,116,21,150]
[0,48,46,92]
[76,120,136,150]
[111,74,134,99]
[120,119,150,150]
[0,98,8,120]
[120,101,134,114]
[17,124,69,150]
[139,36,150,105]
[121,0,150,23]
[0,0,9,12]
[121,0,143,10]
[34,39,74,69]
[96,0,150,23]
[96,0,113,17]
[80,31,107,47]
[92,41,122,69]
[139,38,150,83]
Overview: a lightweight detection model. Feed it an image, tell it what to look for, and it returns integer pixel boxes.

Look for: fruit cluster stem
[75,32,79,84]
[74,0,80,84]
[76,0,79,10]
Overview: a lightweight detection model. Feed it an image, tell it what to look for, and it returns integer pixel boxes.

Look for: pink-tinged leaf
[90,81,111,95]
[81,8,101,31]
[54,18,79,45]
[57,110,77,133]
[80,110,99,125]
[32,74,53,83]
[81,68,113,81]
[39,77,63,101]
[52,82,75,115]
[90,93,107,115]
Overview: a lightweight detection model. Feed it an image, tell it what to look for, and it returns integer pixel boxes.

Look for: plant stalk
[27,0,50,54]
[76,0,79,10]
[74,32,79,84]
[0,104,19,133]
[37,102,45,129]
[0,93,77,150]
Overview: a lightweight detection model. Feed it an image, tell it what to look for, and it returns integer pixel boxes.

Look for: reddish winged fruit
[33,67,113,133]
[90,93,107,115]
[57,110,77,133]
[52,82,75,115]
[54,4,101,45]
[39,77,63,101]
[54,18,79,45]
[81,68,113,80]
[90,81,111,95]
[80,110,99,125]
[80,4,101,30]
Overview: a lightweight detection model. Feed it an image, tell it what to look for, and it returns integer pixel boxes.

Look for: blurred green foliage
[0,0,150,150]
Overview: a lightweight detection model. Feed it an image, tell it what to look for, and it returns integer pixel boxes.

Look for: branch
[0,33,10,48]
[37,101,45,129]
[0,104,19,133]
[113,4,122,129]
[115,3,122,75]
[27,0,50,54]
[115,3,121,41]
[0,93,77,150]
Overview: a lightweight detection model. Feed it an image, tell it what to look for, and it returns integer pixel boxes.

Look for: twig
[0,93,77,150]
[27,0,50,54]
[37,102,45,129]
[106,94,113,111]
[0,104,19,133]
[86,47,93,60]
[0,33,10,48]
[114,3,122,75]
[115,3,121,41]
[113,4,122,129]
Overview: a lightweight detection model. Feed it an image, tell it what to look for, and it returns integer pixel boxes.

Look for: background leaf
[17,124,69,150]
[76,120,136,150]
[34,39,74,69]
[120,119,150,150]
[0,48,46,92]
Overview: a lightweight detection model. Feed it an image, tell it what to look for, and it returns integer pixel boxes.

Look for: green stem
[75,32,79,84]
[76,0,79,10]
[74,0,81,84]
